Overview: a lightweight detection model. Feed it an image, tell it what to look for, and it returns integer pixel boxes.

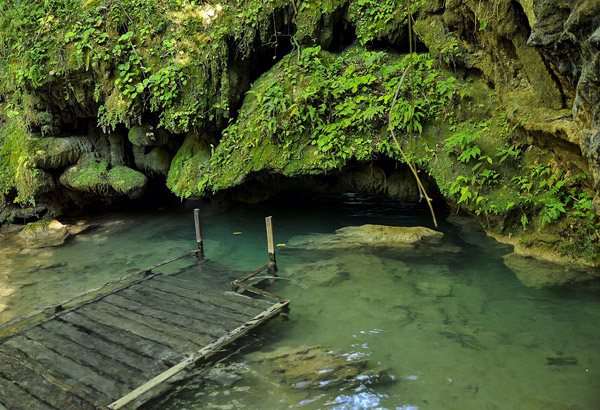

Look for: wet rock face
[527,0,600,187]
[416,0,600,189]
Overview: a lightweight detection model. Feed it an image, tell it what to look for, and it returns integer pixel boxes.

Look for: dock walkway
[0,214,288,410]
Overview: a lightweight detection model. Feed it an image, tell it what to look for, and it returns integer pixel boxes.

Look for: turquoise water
[1,193,599,409]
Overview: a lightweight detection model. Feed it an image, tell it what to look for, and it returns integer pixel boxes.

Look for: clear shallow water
[1,193,599,409]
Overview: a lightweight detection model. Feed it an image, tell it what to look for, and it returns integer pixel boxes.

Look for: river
[1,192,598,409]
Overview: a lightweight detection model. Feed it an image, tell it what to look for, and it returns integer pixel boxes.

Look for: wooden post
[265,216,277,275]
[194,208,204,257]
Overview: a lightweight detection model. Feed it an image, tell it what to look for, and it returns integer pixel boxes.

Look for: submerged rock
[249,345,394,390]
[413,277,453,298]
[203,366,243,387]
[16,218,90,248]
[18,219,69,248]
[503,253,599,288]
[283,259,349,287]
[288,224,443,250]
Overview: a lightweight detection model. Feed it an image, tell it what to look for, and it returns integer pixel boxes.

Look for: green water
[1,193,599,409]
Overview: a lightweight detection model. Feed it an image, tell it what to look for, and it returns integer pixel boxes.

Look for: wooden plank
[153,275,273,310]
[140,280,262,321]
[2,336,114,404]
[129,284,252,326]
[221,291,274,310]
[78,303,199,353]
[90,300,208,349]
[231,281,289,303]
[62,312,184,366]
[0,374,55,410]
[136,279,257,318]
[0,351,98,410]
[106,293,226,340]
[22,326,145,391]
[119,286,240,331]
[108,300,289,410]
[224,263,270,284]
[41,319,165,376]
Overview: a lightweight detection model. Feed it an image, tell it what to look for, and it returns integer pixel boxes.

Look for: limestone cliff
[0,0,598,265]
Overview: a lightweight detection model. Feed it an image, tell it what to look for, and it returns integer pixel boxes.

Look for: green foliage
[0,118,37,205]
[0,0,293,135]
[348,0,425,45]
[444,128,483,163]
[193,46,460,195]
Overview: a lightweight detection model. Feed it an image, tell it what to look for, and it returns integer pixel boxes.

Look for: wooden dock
[0,213,289,410]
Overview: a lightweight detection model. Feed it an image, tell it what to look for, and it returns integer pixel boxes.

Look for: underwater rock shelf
[0,215,289,410]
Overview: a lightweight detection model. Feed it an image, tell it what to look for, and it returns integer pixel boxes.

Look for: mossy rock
[59,160,146,198]
[19,218,69,248]
[108,166,147,199]
[128,125,168,147]
[26,169,55,196]
[166,132,213,197]
[31,137,91,169]
[133,146,172,176]
[59,160,111,194]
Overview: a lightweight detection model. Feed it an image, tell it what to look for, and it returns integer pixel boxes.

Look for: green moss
[59,160,110,193]
[108,166,147,198]
[189,46,459,196]
[59,160,147,198]
[21,218,55,233]
[166,132,212,197]
[0,117,37,204]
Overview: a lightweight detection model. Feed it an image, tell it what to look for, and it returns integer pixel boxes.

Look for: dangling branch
[387,0,438,227]
[388,68,438,228]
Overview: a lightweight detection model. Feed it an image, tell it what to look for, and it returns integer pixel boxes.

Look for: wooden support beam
[194,208,204,257]
[265,216,277,275]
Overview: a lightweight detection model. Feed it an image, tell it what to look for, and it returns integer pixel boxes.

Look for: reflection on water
[1,193,599,409]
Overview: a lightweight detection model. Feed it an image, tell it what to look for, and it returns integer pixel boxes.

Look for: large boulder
[59,161,147,199]
[18,219,68,247]
[166,132,213,195]
[17,218,88,248]
[289,224,443,250]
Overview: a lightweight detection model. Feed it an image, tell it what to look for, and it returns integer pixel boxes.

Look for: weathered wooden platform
[0,215,289,410]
